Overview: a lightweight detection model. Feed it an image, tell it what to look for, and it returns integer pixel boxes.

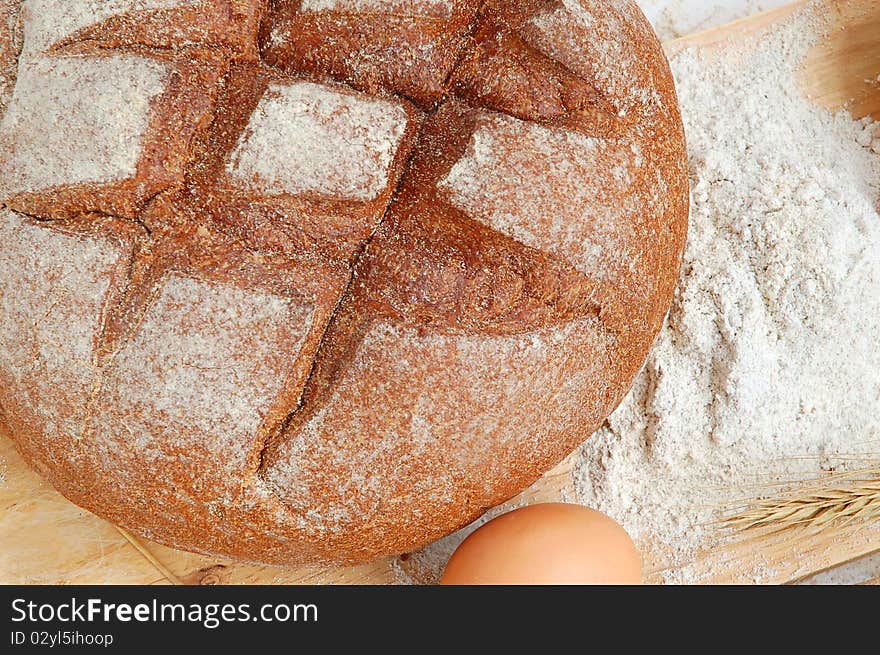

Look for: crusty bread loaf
[0,0,688,565]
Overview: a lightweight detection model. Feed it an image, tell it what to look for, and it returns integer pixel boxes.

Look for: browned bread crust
[0,1,21,118]
[0,0,688,565]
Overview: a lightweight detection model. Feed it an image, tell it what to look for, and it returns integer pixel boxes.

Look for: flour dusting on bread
[439,112,636,279]
[266,317,612,538]
[93,275,312,504]
[228,82,411,201]
[300,0,453,18]
[0,211,127,447]
[0,57,166,195]
[18,0,196,58]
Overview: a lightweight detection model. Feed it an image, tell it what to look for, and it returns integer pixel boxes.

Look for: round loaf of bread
[0,0,688,565]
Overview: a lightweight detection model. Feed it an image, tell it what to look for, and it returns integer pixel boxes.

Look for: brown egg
[440,503,642,585]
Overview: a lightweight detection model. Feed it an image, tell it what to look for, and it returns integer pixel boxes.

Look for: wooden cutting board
[2,0,878,585]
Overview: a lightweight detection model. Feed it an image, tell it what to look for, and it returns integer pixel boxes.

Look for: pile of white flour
[636,0,789,40]
[576,10,880,580]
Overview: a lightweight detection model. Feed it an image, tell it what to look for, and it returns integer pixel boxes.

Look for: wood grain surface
[2,0,878,585]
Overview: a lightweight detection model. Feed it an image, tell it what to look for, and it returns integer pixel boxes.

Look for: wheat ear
[720,467,880,535]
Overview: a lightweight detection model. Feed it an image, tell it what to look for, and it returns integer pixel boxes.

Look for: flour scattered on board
[635,0,791,40]
[576,9,880,583]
